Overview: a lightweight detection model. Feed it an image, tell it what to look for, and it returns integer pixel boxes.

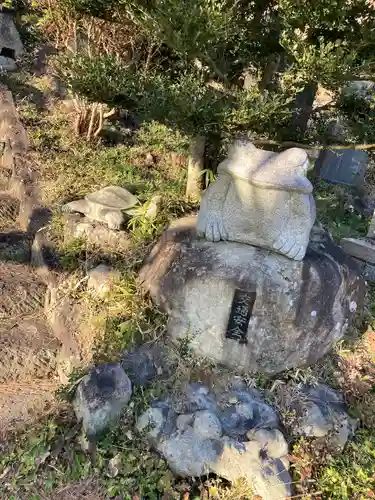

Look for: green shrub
[317,429,375,499]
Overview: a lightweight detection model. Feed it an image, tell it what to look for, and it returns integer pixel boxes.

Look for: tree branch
[253,139,375,151]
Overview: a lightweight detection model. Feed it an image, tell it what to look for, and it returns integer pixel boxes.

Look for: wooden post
[185,135,206,201]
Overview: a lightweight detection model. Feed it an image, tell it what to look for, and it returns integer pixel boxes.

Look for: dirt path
[0,84,64,435]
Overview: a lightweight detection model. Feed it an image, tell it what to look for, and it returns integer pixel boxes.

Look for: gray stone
[0,13,23,59]
[197,140,315,261]
[176,413,194,430]
[193,410,222,439]
[74,363,132,437]
[139,382,292,499]
[247,429,288,459]
[353,257,375,282]
[295,401,332,437]
[340,238,375,264]
[210,438,292,500]
[219,391,280,441]
[157,428,219,477]
[289,383,357,448]
[139,218,364,374]
[175,383,218,414]
[121,344,161,387]
[137,400,178,439]
[87,264,120,298]
[136,407,166,441]
[343,80,374,101]
[145,194,161,220]
[315,149,368,187]
[0,55,16,71]
[63,214,131,250]
[157,430,291,499]
[63,186,139,229]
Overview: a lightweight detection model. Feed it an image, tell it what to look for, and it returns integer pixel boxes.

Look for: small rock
[87,264,120,298]
[290,383,356,448]
[121,344,160,387]
[296,402,332,437]
[193,410,222,439]
[158,428,220,477]
[210,438,292,500]
[74,363,132,437]
[145,153,155,166]
[330,414,358,448]
[136,407,166,441]
[145,195,161,220]
[63,214,131,250]
[247,429,288,459]
[176,413,194,431]
[176,383,218,414]
[0,55,16,72]
[220,391,279,438]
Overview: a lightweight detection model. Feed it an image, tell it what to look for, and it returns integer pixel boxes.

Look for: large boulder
[139,218,364,374]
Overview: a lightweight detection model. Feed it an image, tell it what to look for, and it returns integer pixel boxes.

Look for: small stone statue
[63,186,139,230]
[197,141,316,260]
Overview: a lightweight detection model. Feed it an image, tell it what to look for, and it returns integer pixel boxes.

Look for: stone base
[139,217,364,374]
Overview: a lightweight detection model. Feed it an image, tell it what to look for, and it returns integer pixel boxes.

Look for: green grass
[314,179,369,241]
[318,429,375,499]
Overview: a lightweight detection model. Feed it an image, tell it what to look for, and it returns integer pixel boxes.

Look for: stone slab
[340,237,375,264]
[315,149,368,187]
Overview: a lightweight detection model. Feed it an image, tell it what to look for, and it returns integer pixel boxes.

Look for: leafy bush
[53,51,298,139]
[44,0,375,144]
[317,429,375,499]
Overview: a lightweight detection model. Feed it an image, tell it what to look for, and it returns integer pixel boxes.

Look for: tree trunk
[291,82,318,137]
[186,135,206,201]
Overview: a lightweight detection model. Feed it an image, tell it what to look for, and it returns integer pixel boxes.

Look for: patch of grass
[0,392,174,499]
[314,180,369,240]
[290,430,375,500]
[318,429,375,499]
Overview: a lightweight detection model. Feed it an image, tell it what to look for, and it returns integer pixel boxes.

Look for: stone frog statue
[196,141,316,260]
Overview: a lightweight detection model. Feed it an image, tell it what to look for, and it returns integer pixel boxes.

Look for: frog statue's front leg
[196,173,230,242]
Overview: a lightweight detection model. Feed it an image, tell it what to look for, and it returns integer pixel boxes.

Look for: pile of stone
[73,352,356,500]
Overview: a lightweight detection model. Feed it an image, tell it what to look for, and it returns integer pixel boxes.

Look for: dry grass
[0,380,58,439]
[48,477,107,500]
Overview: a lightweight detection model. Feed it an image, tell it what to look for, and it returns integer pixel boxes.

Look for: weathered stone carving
[197,141,316,260]
[63,186,139,230]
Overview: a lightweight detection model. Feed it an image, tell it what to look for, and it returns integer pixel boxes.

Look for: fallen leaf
[107,453,122,478]
[35,451,50,467]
